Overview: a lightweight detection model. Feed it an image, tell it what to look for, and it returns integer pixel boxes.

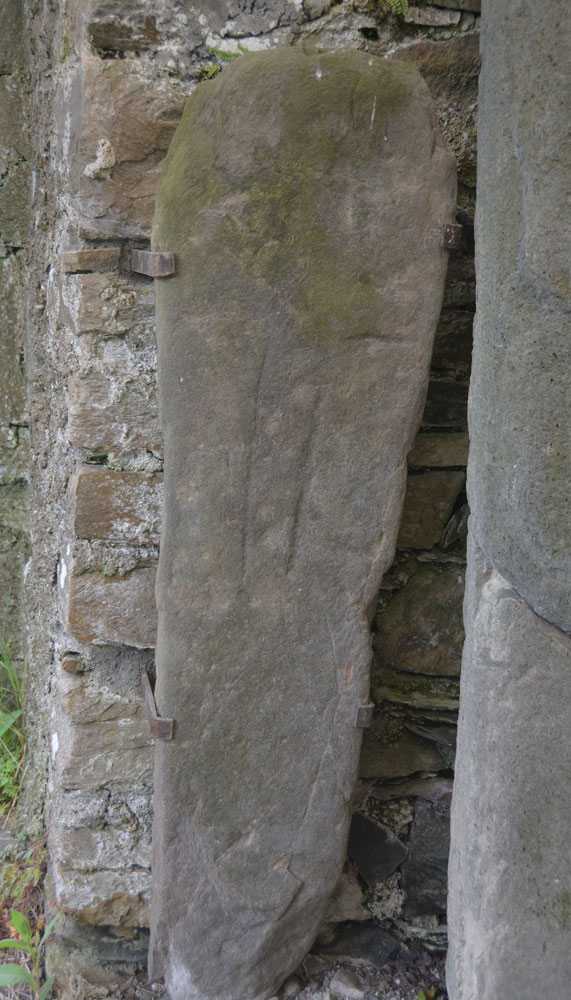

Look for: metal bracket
[356,702,375,729]
[441,224,463,252]
[130,249,176,278]
[140,669,175,740]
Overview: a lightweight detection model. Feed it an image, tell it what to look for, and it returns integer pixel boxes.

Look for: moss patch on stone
[372,670,460,710]
[154,47,424,343]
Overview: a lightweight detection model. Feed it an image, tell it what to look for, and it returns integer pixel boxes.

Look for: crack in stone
[242,342,268,584]
[472,529,571,642]
[285,385,321,575]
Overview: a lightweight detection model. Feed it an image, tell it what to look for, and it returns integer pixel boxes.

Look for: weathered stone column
[150,48,455,1000]
[447,3,571,998]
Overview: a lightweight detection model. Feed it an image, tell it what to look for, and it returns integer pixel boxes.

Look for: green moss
[531,886,571,933]
[553,889,571,931]
[155,48,415,344]
[206,46,241,62]
[373,670,460,710]
[199,65,221,81]
[58,25,74,63]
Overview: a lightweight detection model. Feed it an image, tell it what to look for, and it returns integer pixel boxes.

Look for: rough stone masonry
[150,48,456,1000]
[4,0,480,980]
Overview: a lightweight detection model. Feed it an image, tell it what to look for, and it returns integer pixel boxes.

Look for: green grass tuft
[0,609,26,818]
[206,46,242,61]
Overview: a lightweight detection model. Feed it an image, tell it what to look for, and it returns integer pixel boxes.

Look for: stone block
[0,253,27,428]
[431,309,473,375]
[74,55,187,239]
[442,252,476,309]
[61,654,85,674]
[88,10,159,55]
[0,436,24,491]
[71,466,162,545]
[347,814,407,887]
[67,372,162,455]
[55,673,153,790]
[402,800,450,916]
[70,272,155,339]
[405,6,461,26]
[371,670,460,712]
[0,0,26,73]
[64,567,157,647]
[405,719,456,750]
[408,431,469,468]
[322,870,369,924]
[62,248,121,273]
[149,46,456,1000]
[395,34,480,105]
[371,776,453,806]
[0,482,28,533]
[201,0,301,37]
[58,826,151,873]
[436,0,480,10]
[393,35,479,193]
[359,725,446,780]
[0,78,31,247]
[0,524,28,647]
[421,380,469,428]
[60,789,110,829]
[0,425,29,485]
[47,920,149,983]
[397,470,465,548]
[375,562,465,675]
[314,924,402,968]
[302,0,332,20]
[52,866,150,927]
[328,969,367,999]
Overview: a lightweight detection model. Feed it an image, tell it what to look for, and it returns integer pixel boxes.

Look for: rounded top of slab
[153,47,456,346]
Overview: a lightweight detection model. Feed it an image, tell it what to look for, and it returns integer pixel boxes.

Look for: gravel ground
[0,937,446,1000]
[58,951,447,1000]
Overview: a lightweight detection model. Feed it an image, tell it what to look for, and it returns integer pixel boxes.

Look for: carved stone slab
[149,48,455,1000]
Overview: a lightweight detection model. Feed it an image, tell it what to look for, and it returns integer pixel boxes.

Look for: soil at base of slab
[83,952,447,1000]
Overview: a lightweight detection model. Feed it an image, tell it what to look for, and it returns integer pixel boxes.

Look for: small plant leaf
[40,912,61,947]
[0,938,32,952]
[0,709,21,739]
[10,908,32,944]
[0,962,38,987]
[40,975,56,1000]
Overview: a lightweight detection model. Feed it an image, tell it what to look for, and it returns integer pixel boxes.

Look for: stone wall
[0,0,31,657]
[9,0,479,980]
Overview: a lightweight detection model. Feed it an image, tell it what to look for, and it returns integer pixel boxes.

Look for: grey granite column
[447,3,571,997]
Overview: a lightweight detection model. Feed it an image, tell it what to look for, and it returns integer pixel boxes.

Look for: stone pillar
[150,48,456,1000]
[447,2,571,998]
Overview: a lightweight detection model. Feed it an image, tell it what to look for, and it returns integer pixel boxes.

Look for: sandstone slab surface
[149,48,455,1000]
